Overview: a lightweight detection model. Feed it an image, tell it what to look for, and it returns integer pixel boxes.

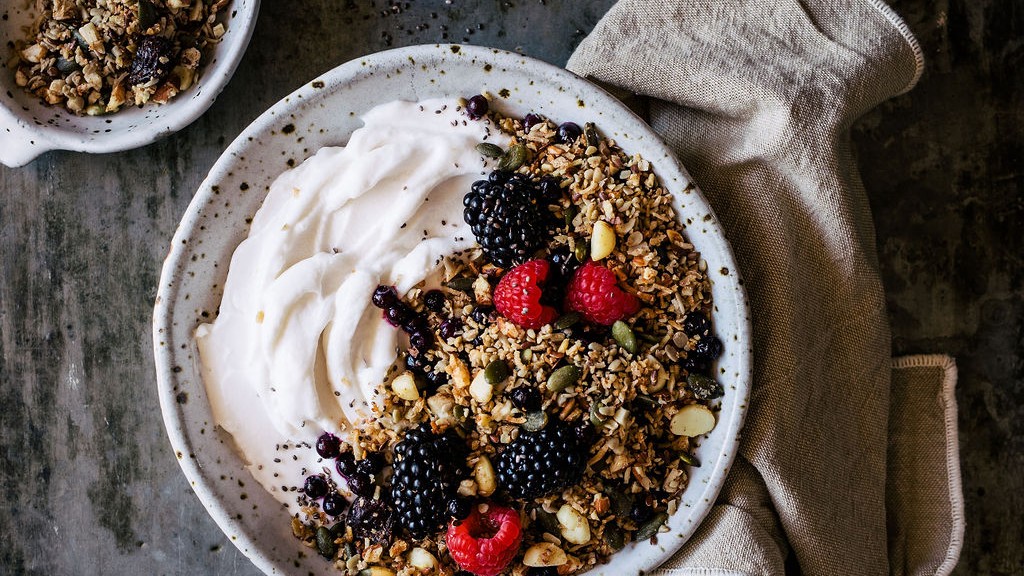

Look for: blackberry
[463,171,554,268]
[389,425,468,538]
[495,419,589,500]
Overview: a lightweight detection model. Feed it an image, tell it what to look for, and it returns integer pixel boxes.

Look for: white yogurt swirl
[195,99,489,503]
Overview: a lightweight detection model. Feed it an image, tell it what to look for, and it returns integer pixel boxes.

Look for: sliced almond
[590,220,616,260]
[469,370,494,404]
[474,455,497,497]
[391,368,423,401]
[670,404,716,436]
[407,547,439,570]
[390,371,420,401]
[557,504,592,545]
[522,542,568,567]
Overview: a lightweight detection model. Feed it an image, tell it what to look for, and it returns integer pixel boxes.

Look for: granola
[11,0,229,115]
[291,98,725,576]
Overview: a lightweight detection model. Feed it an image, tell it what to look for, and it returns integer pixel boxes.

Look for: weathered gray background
[0,0,1019,574]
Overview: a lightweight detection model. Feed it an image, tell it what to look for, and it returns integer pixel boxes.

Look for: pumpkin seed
[603,486,634,517]
[475,142,504,158]
[612,320,638,354]
[573,242,588,263]
[632,394,657,411]
[520,348,533,362]
[497,144,528,171]
[546,364,580,392]
[484,359,510,384]
[445,277,476,292]
[564,204,578,228]
[589,402,608,428]
[535,508,561,535]
[605,523,626,551]
[315,526,337,558]
[137,0,158,28]
[679,452,701,467]
[687,373,724,400]
[523,410,548,432]
[553,312,581,330]
[584,122,601,148]
[55,57,80,74]
[635,512,669,541]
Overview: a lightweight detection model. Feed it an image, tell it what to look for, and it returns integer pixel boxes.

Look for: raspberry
[446,503,522,576]
[563,261,640,325]
[493,260,559,330]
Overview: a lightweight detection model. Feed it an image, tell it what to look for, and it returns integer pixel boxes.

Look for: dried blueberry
[680,354,709,376]
[683,311,711,337]
[523,113,544,132]
[423,369,448,394]
[127,35,174,86]
[466,94,488,119]
[556,122,583,144]
[303,475,328,499]
[385,303,412,326]
[405,351,430,374]
[539,177,563,203]
[509,386,542,412]
[470,306,492,325]
[693,335,723,361]
[372,285,398,309]
[439,318,463,340]
[315,433,341,459]
[629,500,654,523]
[347,472,373,497]
[322,492,346,516]
[423,290,446,312]
[335,452,357,478]
[409,330,432,350]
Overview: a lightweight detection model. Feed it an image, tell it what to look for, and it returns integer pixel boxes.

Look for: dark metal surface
[0,1,1018,574]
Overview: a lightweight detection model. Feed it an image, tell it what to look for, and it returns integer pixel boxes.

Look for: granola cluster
[293,101,723,576]
[12,0,229,115]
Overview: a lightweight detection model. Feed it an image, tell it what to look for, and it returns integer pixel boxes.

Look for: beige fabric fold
[567,1,961,574]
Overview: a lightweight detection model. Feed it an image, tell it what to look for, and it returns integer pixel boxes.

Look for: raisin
[128,36,174,85]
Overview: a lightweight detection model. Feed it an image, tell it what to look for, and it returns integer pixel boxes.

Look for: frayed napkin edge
[891,354,965,576]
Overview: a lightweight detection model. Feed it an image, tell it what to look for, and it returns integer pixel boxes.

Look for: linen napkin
[566,1,963,574]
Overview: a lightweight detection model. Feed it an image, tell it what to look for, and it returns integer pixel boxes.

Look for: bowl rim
[0,0,262,167]
[153,42,752,576]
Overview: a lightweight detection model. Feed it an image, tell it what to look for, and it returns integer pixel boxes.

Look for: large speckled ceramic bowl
[0,0,259,167]
[153,44,751,576]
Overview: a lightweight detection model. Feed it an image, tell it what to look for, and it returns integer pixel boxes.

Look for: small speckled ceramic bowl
[0,0,260,167]
[153,44,751,576]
